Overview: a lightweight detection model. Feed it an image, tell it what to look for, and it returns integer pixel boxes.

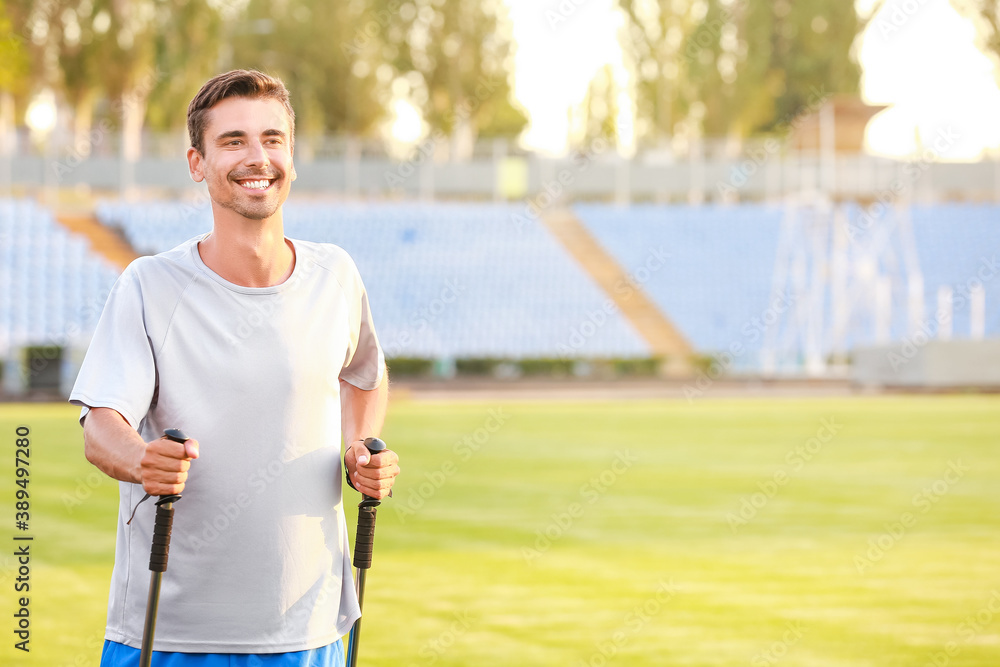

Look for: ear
[187,146,206,183]
[289,144,297,182]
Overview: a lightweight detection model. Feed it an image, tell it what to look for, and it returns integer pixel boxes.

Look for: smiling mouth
[236,178,276,191]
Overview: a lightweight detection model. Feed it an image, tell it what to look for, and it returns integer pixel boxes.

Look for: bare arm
[83,407,199,496]
[341,370,397,499]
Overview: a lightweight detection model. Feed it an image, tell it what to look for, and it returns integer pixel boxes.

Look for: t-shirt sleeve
[68,264,157,430]
[339,271,385,391]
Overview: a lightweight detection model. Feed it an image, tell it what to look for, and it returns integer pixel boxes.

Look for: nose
[245,139,270,169]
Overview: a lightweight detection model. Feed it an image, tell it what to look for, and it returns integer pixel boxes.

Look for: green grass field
[2,395,999,666]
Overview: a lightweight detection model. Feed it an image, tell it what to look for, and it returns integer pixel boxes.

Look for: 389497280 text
[13,424,32,653]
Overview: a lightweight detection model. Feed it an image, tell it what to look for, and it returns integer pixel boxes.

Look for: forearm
[340,369,389,444]
[83,407,146,484]
[341,369,397,498]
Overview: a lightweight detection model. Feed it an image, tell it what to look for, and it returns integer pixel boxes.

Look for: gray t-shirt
[70,235,384,652]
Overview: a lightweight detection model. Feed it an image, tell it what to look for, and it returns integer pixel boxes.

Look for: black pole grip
[148,496,179,572]
[148,428,188,573]
[353,505,378,569]
[352,437,387,569]
[163,428,188,445]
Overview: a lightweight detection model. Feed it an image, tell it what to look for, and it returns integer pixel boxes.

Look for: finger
[147,438,191,461]
[141,467,189,496]
[355,462,400,481]
[367,449,398,468]
[143,481,187,496]
[353,476,394,500]
[144,467,189,486]
[183,438,200,459]
[143,450,192,473]
[349,440,372,467]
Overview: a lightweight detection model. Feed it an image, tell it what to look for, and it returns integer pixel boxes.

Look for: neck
[199,207,295,287]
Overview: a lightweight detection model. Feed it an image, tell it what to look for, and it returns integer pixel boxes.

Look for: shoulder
[116,237,202,296]
[293,239,355,267]
[291,239,363,283]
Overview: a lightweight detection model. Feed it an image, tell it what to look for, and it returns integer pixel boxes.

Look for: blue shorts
[100,639,344,667]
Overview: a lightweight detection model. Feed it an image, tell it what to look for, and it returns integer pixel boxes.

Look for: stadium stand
[574,202,1000,371]
[0,199,122,392]
[573,203,785,369]
[909,204,1000,338]
[95,200,651,360]
[4,199,996,390]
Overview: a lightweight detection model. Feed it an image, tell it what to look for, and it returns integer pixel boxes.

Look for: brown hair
[187,69,295,155]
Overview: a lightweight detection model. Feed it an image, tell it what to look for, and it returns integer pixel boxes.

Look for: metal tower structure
[760,191,924,376]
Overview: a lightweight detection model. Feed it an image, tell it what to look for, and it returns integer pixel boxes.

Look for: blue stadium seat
[0,199,120,354]
[574,202,1000,370]
[94,199,650,359]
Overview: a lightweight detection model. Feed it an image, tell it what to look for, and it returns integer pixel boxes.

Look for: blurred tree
[571,64,624,149]
[228,0,388,139]
[49,1,116,155]
[79,0,160,170]
[144,0,225,135]
[0,0,28,165]
[618,0,863,144]
[616,0,702,146]
[0,0,29,95]
[951,0,1000,87]
[378,0,527,157]
[5,0,53,107]
[6,1,224,158]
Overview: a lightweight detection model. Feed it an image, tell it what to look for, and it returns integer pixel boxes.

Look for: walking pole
[138,428,188,667]
[345,437,388,667]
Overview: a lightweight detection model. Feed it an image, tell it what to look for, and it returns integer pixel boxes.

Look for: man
[70,69,398,666]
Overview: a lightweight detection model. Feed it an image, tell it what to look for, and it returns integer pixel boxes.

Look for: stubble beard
[215,170,285,221]
[220,193,281,221]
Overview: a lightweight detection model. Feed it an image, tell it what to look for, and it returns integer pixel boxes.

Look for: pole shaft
[346,568,369,667]
[139,571,162,667]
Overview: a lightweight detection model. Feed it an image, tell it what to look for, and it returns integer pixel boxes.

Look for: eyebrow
[214,129,288,143]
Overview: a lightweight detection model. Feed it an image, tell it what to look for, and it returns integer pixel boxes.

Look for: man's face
[187,96,296,221]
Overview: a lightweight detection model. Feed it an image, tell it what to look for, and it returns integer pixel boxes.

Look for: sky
[502,0,1000,161]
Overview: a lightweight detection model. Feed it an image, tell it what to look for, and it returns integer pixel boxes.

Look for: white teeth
[241,179,270,190]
